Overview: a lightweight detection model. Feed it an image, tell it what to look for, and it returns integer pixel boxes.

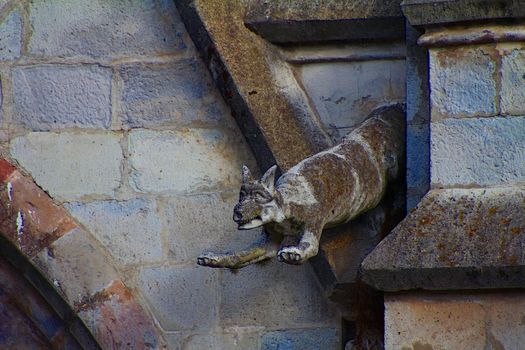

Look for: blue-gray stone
[12,65,112,131]
[261,328,339,350]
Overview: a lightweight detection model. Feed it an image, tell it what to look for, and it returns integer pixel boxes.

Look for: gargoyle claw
[197,253,221,267]
[277,247,306,265]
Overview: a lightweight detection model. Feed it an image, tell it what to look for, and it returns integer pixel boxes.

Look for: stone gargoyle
[197,105,405,268]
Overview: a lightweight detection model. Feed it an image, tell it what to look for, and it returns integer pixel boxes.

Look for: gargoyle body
[198,105,405,268]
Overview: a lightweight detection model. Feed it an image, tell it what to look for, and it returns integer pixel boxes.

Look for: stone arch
[0,158,167,349]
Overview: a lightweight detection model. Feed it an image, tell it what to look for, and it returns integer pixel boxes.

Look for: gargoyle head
[233,165,284,229]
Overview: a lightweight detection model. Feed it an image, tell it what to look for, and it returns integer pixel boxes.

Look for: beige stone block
[385,293,486,350]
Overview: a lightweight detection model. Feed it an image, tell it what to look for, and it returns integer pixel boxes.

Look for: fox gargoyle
[197,105,405,268]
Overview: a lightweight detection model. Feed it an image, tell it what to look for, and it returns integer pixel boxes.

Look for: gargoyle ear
[242,165,253,183]
[261,165,277,192]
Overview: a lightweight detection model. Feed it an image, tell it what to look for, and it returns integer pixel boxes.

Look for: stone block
[78,279,166,350]
[137,266,219,331]
[65,198,162,267]
[0,9,22,60]
[431,116,525,187]
[430,46,497,120]
[261,328,339,350]
[32,228,119,306]
[28,0,186,58]
[10,132,123,200]
[484,293,525,349]
[385,293,487,350]
[128,129,255,194]
[0,171,76,257]
[501,47,525,116]
[299,59,406,141]
[119,61,226,128]
[183,332,260,350]
[163,191,262,264]
[220,260,336,328]
[12,65,112,131]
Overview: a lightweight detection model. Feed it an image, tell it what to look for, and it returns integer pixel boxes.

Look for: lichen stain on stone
[412,341,434,350]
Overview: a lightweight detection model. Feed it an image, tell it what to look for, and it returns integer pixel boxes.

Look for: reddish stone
[0,171,76,257]
[78,279,167,349]
[0,158,16,183]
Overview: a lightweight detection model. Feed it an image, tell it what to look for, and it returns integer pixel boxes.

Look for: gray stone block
[10,132,123,200]
[430,46,497,120]
[33,228,119,306]
[0,9,22,60]
[299,58,405,141]
[402,0,525,26]
[118,61,221,128]
[137,266,219,331]
[362,187,525,291]
[28,0,187,58]
[12,65,112,131]
[163,192,262,264]
[65,198,163,267]
[431,116,525,187]
[261,328,339,350]
[220,260,337,328]
[128,129,255,194]
[183,332,260,350]
[501,48,525,116]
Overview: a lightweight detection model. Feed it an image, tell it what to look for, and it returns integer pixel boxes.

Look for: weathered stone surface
[245,0,404,43]
[484,294,525,349]
[0,158,16,182]
[386,292,525,350]
[163,192,262,264]
[406,123,429,204]
[66,198,163,267]
[501,47,525,116]
[362,187,525,291]
[406,23,430,210]
[429,46,497,120]
[385,293,487,349]
[431,116,525,187]
[137,266,219,331]
[299,59,406,141]
[33,227,119,306]
[261,328,339,350]
[220,260,336,328]
[119,60,220,128]
[28,0,186,58]
[10,132,123,200]
[183,332,260,350]
[0,9,22,60]
[12,65,112,131]
[0,171,77,257]
[128,129,255,194]
[402,0,525,26]
[176,0,332,170]
[78,279,167,349]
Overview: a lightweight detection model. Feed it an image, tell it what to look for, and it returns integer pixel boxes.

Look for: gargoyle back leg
[197,233,279,269]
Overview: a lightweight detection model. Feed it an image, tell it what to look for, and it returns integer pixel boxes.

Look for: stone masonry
[0,1,340,349]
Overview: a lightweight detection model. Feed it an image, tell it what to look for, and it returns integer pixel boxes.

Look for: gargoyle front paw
[277,247,306,265]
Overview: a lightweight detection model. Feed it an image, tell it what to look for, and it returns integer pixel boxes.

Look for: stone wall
[386,292,525,349]
[0,1,339,349]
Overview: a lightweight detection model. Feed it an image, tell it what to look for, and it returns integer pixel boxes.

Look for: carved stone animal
[198,105,405,268]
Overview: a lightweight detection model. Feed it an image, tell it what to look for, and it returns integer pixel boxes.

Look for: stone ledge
[361,186,525,291]
[245,0,405,43]
[402,0,525,26]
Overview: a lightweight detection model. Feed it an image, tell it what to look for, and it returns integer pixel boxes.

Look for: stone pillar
[362,1,525,349]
